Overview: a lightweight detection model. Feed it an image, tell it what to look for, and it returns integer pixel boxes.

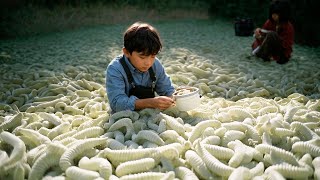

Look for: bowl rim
[173,86,199,98]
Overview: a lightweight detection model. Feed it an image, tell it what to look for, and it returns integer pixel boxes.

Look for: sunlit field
[0,19,320,179]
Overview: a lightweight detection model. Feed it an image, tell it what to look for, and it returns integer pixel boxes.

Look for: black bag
[234,17,254,36]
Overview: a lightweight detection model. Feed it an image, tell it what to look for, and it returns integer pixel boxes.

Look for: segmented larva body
[188,120,221,143]
[71,126,104,139]
[132,130,165,146]
[35,97,70,111]
[159,130,188,145]
[196,141,234,177]
[106,138,126,150]
[151,145,180,164]
[47,122,71,140]
[306,99,320,111]
[15,127,51,146]
[124,140,139,149]
[78,157,112,179]
[290,121,317,141]
[29,149,65,180]
[0,112,22,132]
[107,118,134,140]
[227,108,254,121]
[175,166,199,180]
[13,162,25,180]
[65,166,101,179]
[221,130,245,147]
[255,144,299,166]
[249,162,264,177]
[258,105,279,115]
[161,113,186,136]
[103,148,157,166]
[312,157,320,180]
[222,121,247,132]
[203,144,234,160]
[119,171,174,180]
[201,135,221,145]
[0,131,26,173]
[114,130,125,144]
[52,129,77,142]
[109,110,139,124]
[115,158,156,177]
[38,112,62,126]
[228,166,252,180]
[283,106,303,123]
[272,127,295,138]
[185,150,213,179]
[157,119,166,133]
[59,138,107,171]
[292,141,320,157]
[265,163,313,179]
[242,123,261,144]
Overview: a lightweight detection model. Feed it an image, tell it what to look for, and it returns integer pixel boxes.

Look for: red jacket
[252,19,294,60]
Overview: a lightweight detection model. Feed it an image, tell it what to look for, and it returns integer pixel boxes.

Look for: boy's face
[123,48,156,72]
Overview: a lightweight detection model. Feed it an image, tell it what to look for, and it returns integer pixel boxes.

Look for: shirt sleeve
[279,23,294,58]
[106,61,138,112]
[153,59,175,96]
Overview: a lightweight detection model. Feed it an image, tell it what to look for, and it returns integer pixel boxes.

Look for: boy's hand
[154,96,175,110]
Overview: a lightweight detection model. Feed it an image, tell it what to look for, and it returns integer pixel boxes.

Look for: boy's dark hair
[124,22,162,55]
[269,0,291,23]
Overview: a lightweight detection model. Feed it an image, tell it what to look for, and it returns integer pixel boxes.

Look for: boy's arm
[106,63,137,112]
[134,96,174,110]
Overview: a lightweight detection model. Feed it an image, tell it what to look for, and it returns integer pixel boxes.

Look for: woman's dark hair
[124,22,162,56]
[269,0,291,23]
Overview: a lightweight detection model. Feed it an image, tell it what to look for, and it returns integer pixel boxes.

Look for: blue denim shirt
[106,55,175,113]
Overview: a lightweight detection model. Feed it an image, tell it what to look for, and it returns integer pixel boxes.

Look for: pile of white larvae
[0,20,320,178]
[0,61,320,180]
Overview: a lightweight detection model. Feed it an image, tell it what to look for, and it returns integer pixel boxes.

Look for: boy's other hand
[154,96,175,110]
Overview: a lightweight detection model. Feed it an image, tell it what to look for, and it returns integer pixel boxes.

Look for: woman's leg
[255,31,283,61]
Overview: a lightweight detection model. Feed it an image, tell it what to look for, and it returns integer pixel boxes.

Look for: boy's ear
[122,48,130,57]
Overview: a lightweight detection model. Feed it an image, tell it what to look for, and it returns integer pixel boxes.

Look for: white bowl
[173,86,201,111]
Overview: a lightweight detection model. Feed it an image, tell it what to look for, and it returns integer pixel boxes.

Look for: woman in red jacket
[252,0,294,64]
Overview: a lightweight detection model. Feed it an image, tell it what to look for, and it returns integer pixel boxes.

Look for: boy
[106,22,175,113]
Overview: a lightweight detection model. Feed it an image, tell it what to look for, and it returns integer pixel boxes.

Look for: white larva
[185,150,213,179]
[0,113,23,132]
[132,130,165,146]
[265,163,313,179]
[115,158,156,177]
[188,120,221,143]
[195,140,234,177]
[59,138,107,171]
[255,144,299,166]
[103,148,157,166]
[175,166,199,180]
[0,131,26,173]
[107,118,134,140]
[119,171,174,180]
[71,126,104,139]
[78,156,112,179]
[203,144,234,160]
[28,143,67,180]
[228,166,252,180]
[312,157,320,180]
[161,113,186,137]
[292,141,320,157]
[65,166,101,180]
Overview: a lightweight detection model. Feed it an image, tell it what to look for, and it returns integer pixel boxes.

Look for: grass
[0,4,208,39]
